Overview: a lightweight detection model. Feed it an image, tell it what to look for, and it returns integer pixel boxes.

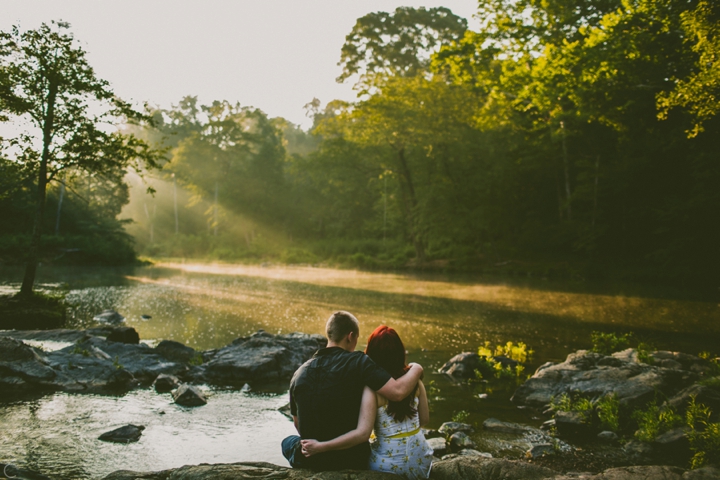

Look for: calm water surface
[1,263,718,478]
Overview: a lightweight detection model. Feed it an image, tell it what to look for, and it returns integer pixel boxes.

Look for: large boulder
[511,349,697,409]
[155,340,197,363]
[106,327,140,344]
[430,456,557,480]
[98,425,145,443]
[102,462,398,480]
[172,384,207,407]
[439,352,485,379]
[196,330,326,386]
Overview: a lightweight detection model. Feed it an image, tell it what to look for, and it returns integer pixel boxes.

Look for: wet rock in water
[427,437,448,456]
[0,336,38,361]
[98,424,145,443]
[278,402,293,420]
[449,431,476,450]
[0,337,57,393]
[511,348,698,409]
[154,340,197,363]
[0,463,52,480]
[196,330,326,387]
[597,430,619,443]
[526,443,555,458]
[439,352,485,379]
[554,411,593,439]
[439,421,474,436]
[106,327,139,344]
[172,384,207,406]
[93,310,125,324]
[152,373,180,393]
[430,456,557,480]
[483,417,529,435]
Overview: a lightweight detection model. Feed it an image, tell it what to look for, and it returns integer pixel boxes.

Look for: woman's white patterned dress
[368,397,433,479]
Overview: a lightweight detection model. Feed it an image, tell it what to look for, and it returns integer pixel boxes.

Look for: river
[1,263,718,478]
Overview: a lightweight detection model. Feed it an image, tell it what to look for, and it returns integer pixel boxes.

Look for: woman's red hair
[365,325,417,421]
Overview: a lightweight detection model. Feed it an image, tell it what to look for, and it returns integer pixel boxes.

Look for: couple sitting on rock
[282,311,434,479]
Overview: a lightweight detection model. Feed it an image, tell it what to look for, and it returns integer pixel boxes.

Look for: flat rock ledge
[101,458,720,480]
[511,348,707,409]
[0,328,325,396]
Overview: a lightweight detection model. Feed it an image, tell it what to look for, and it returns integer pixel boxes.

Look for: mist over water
[1,263,719,478]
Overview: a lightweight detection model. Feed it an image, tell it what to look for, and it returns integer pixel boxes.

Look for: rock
[439,352,485,379]
[427,437,448,456]
[430,456,557,480]
[623,439,653,457]
[666,383,720,420]
[0,337,37,361]
[106,327,139,344]
[278,402,293,420]
[102,462,398,480]
[449,431,476,450]
[654,427,691,460]
[93,310,125,324]
[442,449,493,461]
[422,428,442,439]
[197,330,326,387]
[438,421,474,436]
[511,349,697,410]
[554,411,592,439]
[527,443,555,458]
[683,466,720,479]
[152,374,180,393]
[483,417,529,435]
[154,340,197,363]
[98,424,145,443]
[172,384,207,407]
[575,465,685,480]
[541,419,556,430]
[0,463,52,480]
[597,430,619,443]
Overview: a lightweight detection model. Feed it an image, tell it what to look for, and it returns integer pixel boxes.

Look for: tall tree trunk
[560,121,572,221]
[396,148,425,262]
[20,82,58,297]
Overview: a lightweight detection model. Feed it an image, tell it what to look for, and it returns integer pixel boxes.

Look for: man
[281,311,423,471]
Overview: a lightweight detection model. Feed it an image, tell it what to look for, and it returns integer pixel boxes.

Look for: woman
[301,325,433,479]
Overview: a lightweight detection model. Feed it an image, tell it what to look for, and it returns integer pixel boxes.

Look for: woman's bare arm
[301,386,377,457]
[417,380,430,427]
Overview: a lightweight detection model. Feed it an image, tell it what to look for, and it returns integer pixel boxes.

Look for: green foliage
[113,356,124,370]
[597,393,620,432]
[552,393,594,422]
[189,353,204,367]
[686,396,720,469]
[590,331,632,355]
[451,410,470,423]
[633,402,683,442]
[637,342,656,365]
[72,345,90,357]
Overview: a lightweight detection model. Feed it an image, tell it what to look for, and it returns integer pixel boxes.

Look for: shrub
[633,401,682,442]
[552,393,594,422]
[591,331,632,355]
[597,393,621,432]
[687,396,720,469]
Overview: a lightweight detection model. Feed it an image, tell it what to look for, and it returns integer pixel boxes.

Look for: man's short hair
[326,311,360,343]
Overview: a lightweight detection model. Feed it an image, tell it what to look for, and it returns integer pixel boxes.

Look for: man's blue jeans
[281,435,304,468]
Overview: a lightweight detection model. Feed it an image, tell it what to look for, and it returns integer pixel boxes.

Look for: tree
[338,6,467,90]
[0,22,162,296]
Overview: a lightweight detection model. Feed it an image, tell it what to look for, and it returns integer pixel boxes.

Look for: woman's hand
[300,439,325,457]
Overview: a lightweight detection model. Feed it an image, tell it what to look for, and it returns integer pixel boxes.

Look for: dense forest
[2,0,719,291]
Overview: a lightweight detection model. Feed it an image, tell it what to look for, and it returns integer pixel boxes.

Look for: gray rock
[683,466,720,479]
[0,337,37,361]
[430,456,557,480]
[511,349,697,409]
[197,330,326,386]
[102,462,398,480]
[541,419,556,430]
[422,428,441,439]
[439,352,485,379]
[93,310,125,324]
[526,443,555,458]
[439,421,474,436]
[152,374,180,393]
[98,424,145,443]
[554,411,592,438]
[154,340,197,363]
[172,384,207,407]
[106,327,139,344]
[654,427,691,460]
[483,417,529,435]
[427,437,448,456]
[666,383,720,420]
[278,402,293,420]
[449,431,476,450]
[623,439,653,456]
[597,430,619,443]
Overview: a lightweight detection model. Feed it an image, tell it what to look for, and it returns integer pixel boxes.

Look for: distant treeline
[2,1,719,290]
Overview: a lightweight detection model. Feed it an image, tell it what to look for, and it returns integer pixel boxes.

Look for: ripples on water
[1,263,718,478]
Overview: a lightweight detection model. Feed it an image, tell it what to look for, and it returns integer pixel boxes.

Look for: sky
[2,1,480,129]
